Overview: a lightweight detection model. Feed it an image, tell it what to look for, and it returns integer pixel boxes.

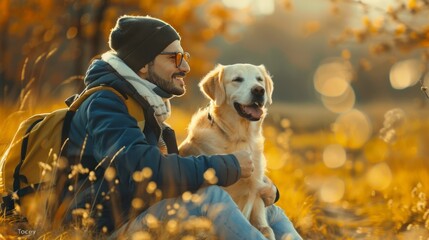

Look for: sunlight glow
[319,77,350,97]
[252,0,275,15]
[321,85,356,113]
[389,59,423,89]
[222,0,251,9]
[132,231,151,239]
[366,163,392,191]
[222,0,275,15]
[320,177,345,203]
[332,109,372,149]
[364,138,389,163]
[266,145,288,170]
[360,0,399,8]
[314,59,354,97]
[323,144,347,168]
[314,59,356,113]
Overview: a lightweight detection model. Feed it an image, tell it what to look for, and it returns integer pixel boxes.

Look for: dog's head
[199,63,274,121]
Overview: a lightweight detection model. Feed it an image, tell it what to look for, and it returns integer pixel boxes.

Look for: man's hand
[259,176,277,206]
[232,150,254,178]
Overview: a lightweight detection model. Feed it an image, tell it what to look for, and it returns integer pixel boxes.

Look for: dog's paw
[259,226,275,240]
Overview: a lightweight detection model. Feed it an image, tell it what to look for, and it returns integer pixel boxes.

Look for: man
[64,15,302,240]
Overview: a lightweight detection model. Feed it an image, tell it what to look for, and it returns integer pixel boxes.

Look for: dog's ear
[199,64,226,106]
[258,64,274,105]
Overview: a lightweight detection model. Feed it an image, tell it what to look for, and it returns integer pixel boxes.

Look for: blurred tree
[321,0,429,103]
[0,0,247,106]
[240,0,429,103]
[328,0,429,68]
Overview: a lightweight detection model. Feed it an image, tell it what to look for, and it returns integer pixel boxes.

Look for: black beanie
[109,15,181,72]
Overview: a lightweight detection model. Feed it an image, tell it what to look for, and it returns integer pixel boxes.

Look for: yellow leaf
[407,0,417,11]
[395,24,406,35]
[283,0,293,11]
[362,16,371,28]
[359,58,372,71]
[341,49,351,60]
[303,21,321,36]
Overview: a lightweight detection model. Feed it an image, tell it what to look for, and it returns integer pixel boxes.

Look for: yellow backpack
[0,86,144,227]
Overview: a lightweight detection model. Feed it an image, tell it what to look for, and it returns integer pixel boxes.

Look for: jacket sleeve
[86,91,241,198]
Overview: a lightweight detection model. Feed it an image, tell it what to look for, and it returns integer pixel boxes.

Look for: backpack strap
[8,117,41,209]
[13,119,43,193]
[104,78,179,153]
[83,77,176,153]
[69,85,145,128]
[103,78,162,146]
[1,183,45,216]
[69,86,126,111]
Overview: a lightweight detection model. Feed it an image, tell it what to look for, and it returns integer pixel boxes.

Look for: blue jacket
[64,59,241,232]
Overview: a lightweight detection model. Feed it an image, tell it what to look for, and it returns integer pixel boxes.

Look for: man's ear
[138,64,149,78]
[199,64,226,106]
[258,64,274,105]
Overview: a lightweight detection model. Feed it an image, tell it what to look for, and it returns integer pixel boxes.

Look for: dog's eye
[256,77,263,82]
[232,77,244,82]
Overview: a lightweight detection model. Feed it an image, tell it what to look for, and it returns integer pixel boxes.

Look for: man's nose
[179,59,190,73]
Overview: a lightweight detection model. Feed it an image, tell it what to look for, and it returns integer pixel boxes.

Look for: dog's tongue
[243,106,263,119]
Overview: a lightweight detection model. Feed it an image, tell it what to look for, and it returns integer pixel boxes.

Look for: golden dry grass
[1,98,429,239]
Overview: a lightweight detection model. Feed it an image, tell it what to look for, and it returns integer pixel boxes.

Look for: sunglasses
[160,51,190,68]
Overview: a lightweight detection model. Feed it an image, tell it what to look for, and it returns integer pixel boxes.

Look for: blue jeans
[110,186,302,240]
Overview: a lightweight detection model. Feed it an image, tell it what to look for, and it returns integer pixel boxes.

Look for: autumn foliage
[0,0,247,106]
[1,0,429,239]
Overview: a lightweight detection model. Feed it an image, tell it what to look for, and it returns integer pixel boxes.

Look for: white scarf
[101,52,171,124]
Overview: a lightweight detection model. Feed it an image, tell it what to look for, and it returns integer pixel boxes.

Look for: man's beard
[147,65,186,96]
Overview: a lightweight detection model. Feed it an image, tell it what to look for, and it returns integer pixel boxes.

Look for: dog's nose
[251,86,265,97]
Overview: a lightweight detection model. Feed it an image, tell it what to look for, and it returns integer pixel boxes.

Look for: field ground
[262,101,429,239]
[1,100,429,239]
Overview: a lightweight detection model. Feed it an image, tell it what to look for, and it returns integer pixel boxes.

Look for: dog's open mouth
[234,102,264,121]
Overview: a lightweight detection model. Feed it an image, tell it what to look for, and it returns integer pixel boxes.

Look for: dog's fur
[179,63,275,239]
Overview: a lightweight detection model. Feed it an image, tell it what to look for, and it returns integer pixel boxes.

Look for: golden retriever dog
[179,63,275,240]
